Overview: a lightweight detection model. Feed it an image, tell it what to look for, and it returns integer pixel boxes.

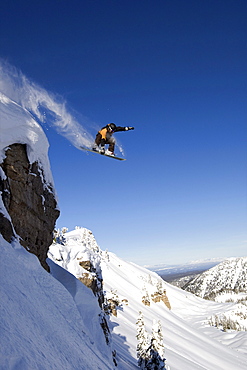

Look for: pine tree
[156,280,163,294]
[104,249,110,262]
[145,320,166,369]
[148,274,153,285]
[142,286,150,306]
[136,311,149,369]
[137,315,166,369]
[151,320,165,358]
[53,227,67,245]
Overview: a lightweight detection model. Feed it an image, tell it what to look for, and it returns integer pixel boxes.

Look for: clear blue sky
[1,0,246,265]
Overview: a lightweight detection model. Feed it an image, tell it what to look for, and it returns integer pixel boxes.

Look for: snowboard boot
[105,149,115,156]
[92,144,99,152]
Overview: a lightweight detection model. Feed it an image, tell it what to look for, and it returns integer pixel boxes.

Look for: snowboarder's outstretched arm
[114,126,134,132]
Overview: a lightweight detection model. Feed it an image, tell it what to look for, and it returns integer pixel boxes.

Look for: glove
[125,126,134,130]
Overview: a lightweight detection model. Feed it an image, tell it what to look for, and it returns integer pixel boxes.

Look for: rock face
[142,289,171,309]
[0,143,60,271]
[151,290,171,309]
[78,259,104,306]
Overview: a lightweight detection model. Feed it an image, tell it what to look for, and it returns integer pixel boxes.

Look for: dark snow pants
[95,133,116,152]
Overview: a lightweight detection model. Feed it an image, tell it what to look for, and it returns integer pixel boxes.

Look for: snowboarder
[93,123,134,156]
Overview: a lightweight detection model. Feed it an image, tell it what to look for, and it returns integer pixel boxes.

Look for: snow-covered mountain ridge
[48,227,247,369]
[183,257,247,300]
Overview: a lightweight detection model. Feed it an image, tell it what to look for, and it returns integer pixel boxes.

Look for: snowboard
[80,146,126,161]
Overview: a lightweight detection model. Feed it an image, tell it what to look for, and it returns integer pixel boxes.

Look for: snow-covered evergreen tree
[53,227,67,245]
[156,280,163,294]
[136,314,166,369]
[104,249,110,262]
[142,286,151,306]
[136,311,149,368]
[145,346,166,370]
[145,320,166,369]
[148,274,153,285]
[110,289,120,306]
[151,320,165,358]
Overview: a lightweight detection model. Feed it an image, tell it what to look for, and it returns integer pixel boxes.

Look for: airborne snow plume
[0,59,94,149]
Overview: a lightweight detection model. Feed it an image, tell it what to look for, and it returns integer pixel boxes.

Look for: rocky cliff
[0,143,59,271]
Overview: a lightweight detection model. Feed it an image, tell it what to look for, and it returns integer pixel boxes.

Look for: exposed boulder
[78,259,104,307]
[142,289,171,309]
[0,143,59,271]
[78,272,98,293]
[151,290,171,310]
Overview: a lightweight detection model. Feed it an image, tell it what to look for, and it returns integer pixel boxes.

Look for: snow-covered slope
[0,235,113,369]
[183,257,247,299]
[49,228,247,370]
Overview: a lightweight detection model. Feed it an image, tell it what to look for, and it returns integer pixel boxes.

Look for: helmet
[108,123,116,131]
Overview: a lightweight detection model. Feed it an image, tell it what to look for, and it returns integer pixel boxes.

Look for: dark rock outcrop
[0,143,60,271]
[78,259,104,307]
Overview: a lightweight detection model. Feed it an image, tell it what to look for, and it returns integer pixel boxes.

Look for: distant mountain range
[182,257,247,300]
[145,258,226,281]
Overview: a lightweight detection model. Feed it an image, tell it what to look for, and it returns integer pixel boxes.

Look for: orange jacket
[98,127,109,140]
